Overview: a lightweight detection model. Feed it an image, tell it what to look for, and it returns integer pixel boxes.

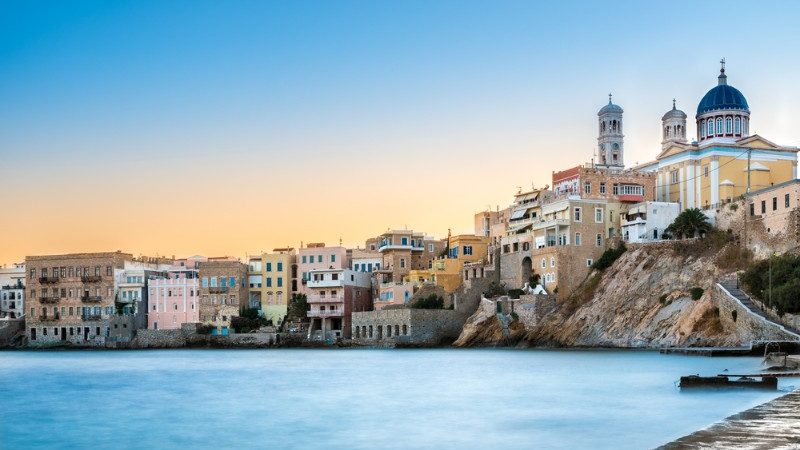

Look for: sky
[1,0,799,264]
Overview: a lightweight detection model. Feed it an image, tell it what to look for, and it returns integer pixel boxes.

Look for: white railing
[306,294,344,303]
[308,309,344,318]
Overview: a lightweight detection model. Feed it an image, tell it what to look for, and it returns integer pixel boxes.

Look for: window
[463,246,473,255]
[574,207,582,222]
[550,257,555,267]
[716,118,723,136]
[401,237,408,245]
[277,277,283,288]
[735,117,741,134]
[586,259,593,267]
[230,277,235,286]
[707,119,713,136]
[210,277,217,287]
[106,266,112,276]
[786,193,791,208]
[277,262,283,272]
[596,234,602,247]
[599,183,606,194]
[773,197,777,211]
[429,243,434,252]
[575,233,582,246]
[595,208,603,223]
[612,183,619,195]
[95,266,101,276]
[266,278,272,288]
[749,203,755,216]
[583,181,591,195]
[725,117,732,134]
[317,255,322,263]
[400,259,406,269]
[202,278,208,287]
[331,255,336,263]
[302,256,307,264]
[761,200,766,214]
[540,258,546,269]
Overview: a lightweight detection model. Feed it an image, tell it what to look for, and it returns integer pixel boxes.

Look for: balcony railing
[81,275,102,283]
[306,294,345,303]
[307,309,344,318]
[39,296,61,304]
[82,314,102,321]
[208,286,229,294]
[39,276,59,284]
[40,313,61,321]
[81,295,103,303]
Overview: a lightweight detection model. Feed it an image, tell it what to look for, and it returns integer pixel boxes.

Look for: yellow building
[638,65,798,209]
[408,234,490,294]
[247,248,296,326]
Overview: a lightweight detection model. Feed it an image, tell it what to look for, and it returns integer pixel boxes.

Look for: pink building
[147,270,200,330]
[297,244,349,295]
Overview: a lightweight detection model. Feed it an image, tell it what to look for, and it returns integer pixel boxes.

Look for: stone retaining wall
[351,308,466,347]
[714,284,800,343]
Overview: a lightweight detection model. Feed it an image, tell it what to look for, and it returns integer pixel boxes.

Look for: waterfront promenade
[660,389,800,449]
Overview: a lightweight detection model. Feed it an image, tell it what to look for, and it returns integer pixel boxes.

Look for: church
[622,62,799,209]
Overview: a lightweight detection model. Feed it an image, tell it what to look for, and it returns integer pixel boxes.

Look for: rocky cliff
[456,239,765,348]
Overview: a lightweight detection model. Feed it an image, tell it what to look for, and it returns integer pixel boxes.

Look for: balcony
[618,194,644,203]
[208,286,229,294]
[308,308,344,318]
[82,314,102,321]
[39,296,61,304]
[306,294,345,304]
[532,218,570,231]
[40,313,61,322]
[39,276,59,284]
[81,295,103,303]
[81,275,102,283]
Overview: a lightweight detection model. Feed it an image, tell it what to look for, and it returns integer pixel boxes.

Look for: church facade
[633,62,798,209]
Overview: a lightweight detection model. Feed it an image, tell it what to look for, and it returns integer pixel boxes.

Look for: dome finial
[608,93,612,104]
[672,98,676,110]
[718,58,727,85]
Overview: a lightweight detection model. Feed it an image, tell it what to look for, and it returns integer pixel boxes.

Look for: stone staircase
[719,280,800,338]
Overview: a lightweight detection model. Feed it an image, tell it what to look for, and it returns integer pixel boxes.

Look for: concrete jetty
[659,389,800,449]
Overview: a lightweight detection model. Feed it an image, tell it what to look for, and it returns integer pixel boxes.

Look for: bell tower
[597,94,624,169]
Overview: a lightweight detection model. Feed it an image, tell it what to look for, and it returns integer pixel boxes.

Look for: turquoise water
[0,349,792,449]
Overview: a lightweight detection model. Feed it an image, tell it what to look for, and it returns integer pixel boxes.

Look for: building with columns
[636,62,798,209]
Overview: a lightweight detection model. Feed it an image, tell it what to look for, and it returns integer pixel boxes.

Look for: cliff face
[457,241,759,348]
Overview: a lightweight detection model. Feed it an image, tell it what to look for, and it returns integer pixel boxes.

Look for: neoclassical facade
[636,63,798,209]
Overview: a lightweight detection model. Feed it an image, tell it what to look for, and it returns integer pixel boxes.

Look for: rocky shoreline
[658,389,800,449]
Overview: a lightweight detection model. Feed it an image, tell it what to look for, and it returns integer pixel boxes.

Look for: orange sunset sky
[2,2,799,265]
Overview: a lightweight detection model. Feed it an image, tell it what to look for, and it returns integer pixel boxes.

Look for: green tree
[287,294,309,321]
[664,208,712,239]
[411,294,444,309]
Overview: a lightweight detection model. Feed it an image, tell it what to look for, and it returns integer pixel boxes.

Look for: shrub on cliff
[741,254,800,315]
[507,289,524,299]
[411,294,444,309]
[483,281,507,298]
[690,287,704,300]
[591,242,627,271]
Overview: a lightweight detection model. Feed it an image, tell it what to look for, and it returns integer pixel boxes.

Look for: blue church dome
[696,67,749,115]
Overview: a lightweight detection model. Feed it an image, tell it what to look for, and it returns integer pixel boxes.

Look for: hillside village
[2,63,800,349]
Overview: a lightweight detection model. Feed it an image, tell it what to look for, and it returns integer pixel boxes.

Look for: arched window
[402,324,408,335]
[735,117,741,134]
[700,120,706,138]
[725,117,732,134]
[664,126,669,139]
[716,118,723,136]
[707,119,713,137]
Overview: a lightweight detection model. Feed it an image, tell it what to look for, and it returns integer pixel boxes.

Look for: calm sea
[0,349,792,449]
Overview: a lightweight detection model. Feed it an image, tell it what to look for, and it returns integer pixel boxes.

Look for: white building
[0,263,25,319]
[621,202,681,243]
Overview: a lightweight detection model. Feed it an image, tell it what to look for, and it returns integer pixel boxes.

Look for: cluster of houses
[2,63,799,347]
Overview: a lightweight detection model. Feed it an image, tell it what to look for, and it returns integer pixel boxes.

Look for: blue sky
[1,1,799,262]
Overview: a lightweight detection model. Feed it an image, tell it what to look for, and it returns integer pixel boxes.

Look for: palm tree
[664,208,712,239]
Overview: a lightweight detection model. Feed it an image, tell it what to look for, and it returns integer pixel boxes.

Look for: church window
[612,143,619,150]
[703,165,709,177]
[670,170,678,184]
[707,119,713,136]
[700,120,706,138]
[716,118,723,136]
[735,117,741,134]
[725,117,732,134]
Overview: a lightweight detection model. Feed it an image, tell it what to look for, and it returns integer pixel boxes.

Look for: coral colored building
[147,270,199,330]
